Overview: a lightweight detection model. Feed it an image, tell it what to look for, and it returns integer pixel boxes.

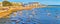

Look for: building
[0,2,2,6]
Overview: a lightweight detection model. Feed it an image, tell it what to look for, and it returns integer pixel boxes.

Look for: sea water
[9,5,60,24]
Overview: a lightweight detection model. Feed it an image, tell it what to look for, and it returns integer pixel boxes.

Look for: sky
[0,0,60,5]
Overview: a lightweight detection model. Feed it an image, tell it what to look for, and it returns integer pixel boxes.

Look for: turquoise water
[10,6,60,24]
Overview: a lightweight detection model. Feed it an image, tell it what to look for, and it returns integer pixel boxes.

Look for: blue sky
[0,0,60,5]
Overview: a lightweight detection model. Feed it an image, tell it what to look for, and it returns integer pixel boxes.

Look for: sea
[0,5,60,24]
